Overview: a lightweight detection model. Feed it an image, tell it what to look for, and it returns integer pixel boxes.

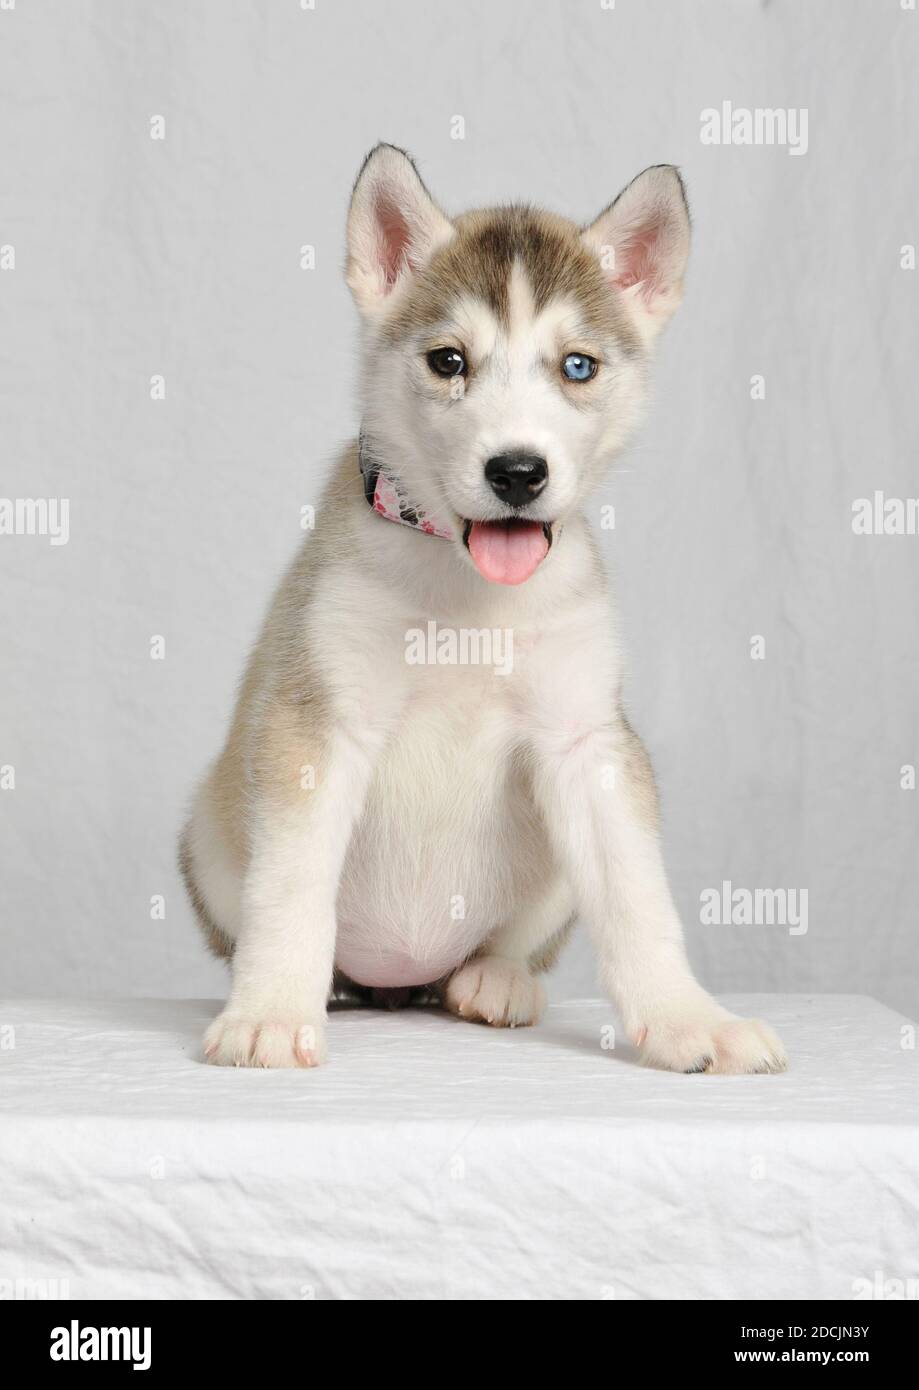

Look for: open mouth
[461,518,554,586]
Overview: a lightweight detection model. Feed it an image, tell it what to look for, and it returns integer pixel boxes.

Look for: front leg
[205,715,385,1069]
[530,714,786,1074]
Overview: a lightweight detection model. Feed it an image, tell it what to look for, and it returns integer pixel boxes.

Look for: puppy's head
[346,144,690,585]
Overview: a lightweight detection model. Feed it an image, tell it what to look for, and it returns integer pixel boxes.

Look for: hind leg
[442,875,575,1028]
[179,770,246,961]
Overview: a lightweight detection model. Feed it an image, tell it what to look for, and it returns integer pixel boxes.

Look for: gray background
[1,0,917,1017]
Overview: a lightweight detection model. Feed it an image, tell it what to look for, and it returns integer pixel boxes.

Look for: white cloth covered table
[0,994,916,1301]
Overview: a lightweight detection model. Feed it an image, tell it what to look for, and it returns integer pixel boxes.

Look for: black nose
[484,453,548,508]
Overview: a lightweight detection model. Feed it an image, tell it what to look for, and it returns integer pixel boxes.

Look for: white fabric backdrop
[1,0,917,1016]
[3,994,917,1300]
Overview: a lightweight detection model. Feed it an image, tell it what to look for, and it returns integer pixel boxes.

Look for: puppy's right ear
[346,144,454,316]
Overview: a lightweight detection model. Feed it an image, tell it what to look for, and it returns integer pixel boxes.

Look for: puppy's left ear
[581,165,690,344]
[346,143,455,317]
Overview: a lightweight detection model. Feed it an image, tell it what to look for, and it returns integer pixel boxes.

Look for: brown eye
[427,347,467,378]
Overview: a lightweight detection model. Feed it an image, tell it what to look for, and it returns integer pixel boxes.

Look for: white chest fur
[335,659,556,986]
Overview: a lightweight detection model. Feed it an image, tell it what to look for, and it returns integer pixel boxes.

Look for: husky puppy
[181,145,786,1074]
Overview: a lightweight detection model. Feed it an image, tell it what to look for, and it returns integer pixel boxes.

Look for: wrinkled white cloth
[0,995,917,1301]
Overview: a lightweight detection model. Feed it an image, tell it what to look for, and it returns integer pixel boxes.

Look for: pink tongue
[467,521,549,585]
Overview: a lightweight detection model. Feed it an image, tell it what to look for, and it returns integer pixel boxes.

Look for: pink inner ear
[613,220,664,298]
[375,196,413,291]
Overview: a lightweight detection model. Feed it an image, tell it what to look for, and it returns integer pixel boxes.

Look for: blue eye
[562,352,597,382]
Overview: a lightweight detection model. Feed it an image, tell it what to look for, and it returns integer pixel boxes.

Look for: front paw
[203,1010,327,1068]
[635,1007,787,1075]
